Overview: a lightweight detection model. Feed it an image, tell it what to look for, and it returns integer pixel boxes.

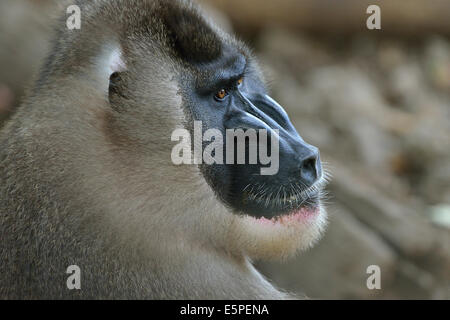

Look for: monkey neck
[72,147,285,298]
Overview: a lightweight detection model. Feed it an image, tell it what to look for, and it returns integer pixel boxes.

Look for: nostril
[304,156,316,170]
[299,155,318,186]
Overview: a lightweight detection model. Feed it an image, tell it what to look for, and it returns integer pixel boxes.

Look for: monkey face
[169,42,329,259]
[106,3,327,225]
[179,43,327,224]
[106,2,328,259]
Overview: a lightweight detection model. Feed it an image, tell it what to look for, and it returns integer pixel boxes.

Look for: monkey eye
[215,89,228,101]
[237,77,243,86]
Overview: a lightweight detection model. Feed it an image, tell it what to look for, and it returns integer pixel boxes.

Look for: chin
[228,183,329,261]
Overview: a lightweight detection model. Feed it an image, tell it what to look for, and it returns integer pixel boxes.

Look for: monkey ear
[96,45,127,95]
[105,47,128,109]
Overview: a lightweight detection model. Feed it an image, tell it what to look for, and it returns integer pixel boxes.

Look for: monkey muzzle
[221,91,325,220]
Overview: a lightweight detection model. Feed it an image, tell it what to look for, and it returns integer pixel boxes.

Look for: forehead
[126,1,250,84]
[192,45,247,86]
[151,2,249,84]
[157,1,249,63]
[157,1,224,64]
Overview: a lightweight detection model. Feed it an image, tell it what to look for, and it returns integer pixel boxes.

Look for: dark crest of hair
[156,1,222,64]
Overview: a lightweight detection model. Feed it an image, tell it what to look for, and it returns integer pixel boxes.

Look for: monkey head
[102,0,328,260]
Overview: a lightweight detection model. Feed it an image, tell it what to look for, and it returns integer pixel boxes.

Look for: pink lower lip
[255,206,320,225]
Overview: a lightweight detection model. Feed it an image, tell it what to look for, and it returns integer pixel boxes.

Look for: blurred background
[0,0,449,299]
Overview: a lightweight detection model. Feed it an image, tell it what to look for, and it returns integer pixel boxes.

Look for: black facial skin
[183,45,323,220]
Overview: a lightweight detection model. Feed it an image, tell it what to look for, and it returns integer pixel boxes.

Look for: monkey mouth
[254,205,321,226]
[238,176,327,222]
